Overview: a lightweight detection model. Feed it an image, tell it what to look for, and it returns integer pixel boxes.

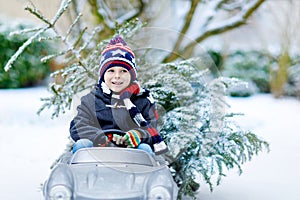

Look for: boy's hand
[122,130,141,148]
[112,134,123,145]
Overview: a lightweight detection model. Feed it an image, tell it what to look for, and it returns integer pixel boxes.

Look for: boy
[70,35,168,155]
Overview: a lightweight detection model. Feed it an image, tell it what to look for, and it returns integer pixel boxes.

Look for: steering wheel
[93,129,127,148]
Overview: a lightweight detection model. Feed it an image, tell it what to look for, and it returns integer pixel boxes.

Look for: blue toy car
[43,129,178,200]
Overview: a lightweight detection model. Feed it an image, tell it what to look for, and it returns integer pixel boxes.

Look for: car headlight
[49,185,72,200]
[148,186,171,200]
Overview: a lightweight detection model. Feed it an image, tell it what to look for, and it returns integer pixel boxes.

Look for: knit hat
[99,35,137,82]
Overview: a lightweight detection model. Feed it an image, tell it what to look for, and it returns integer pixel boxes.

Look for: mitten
[122,130,141,148]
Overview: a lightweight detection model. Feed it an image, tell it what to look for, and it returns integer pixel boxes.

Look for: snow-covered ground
[200,94,300,200]
[0,86,300,200]
[0,87,71,200]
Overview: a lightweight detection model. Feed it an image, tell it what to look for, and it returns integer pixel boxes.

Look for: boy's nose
[114,72,121,79]
[114,71,120,78]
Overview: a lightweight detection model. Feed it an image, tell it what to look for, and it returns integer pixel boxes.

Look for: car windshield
[71,147,156,166]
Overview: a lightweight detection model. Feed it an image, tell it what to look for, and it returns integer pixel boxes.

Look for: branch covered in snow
[139,58,269,198]
[163,0,265,62]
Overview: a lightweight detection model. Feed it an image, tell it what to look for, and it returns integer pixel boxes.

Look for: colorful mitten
[122,130,141,148]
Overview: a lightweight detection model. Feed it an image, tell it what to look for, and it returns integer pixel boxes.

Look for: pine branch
[4,27,47,71]
[51,0,73,25]
[4,0,74,72]
[24,5,52,27]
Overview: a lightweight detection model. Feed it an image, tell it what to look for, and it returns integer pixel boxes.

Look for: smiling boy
[70,35,168,155]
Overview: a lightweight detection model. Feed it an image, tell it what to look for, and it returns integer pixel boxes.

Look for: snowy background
[0,86,300,200]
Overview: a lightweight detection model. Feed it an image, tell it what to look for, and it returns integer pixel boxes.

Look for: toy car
[43,129,178,200]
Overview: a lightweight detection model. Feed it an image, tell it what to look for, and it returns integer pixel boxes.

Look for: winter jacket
[69,85,155,146]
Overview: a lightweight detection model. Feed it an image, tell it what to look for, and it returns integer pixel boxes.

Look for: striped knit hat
[99,35,137,82]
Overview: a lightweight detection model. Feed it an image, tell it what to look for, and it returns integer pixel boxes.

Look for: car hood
[71,163,165,199]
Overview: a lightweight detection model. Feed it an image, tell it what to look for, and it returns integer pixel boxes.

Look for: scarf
[101,81,148,127]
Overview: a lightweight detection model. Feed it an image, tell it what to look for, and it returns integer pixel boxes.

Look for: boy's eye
[106,68,128,73]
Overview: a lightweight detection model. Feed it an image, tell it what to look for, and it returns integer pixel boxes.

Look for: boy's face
[104,66,131,93]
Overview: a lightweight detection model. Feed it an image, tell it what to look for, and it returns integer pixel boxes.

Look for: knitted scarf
[101,81,147,126]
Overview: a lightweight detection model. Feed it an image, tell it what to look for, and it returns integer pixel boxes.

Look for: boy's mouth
[112,81,123,85]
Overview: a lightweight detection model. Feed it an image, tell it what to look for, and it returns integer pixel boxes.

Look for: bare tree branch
[164,0,199,63]
[164,0,265,62]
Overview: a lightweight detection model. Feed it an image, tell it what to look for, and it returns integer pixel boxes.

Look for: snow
[200,94,300,200]
[0,87,71,200]
[1,86,300,200]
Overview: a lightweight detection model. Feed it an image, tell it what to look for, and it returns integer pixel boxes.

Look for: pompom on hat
[99,35,137,82]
